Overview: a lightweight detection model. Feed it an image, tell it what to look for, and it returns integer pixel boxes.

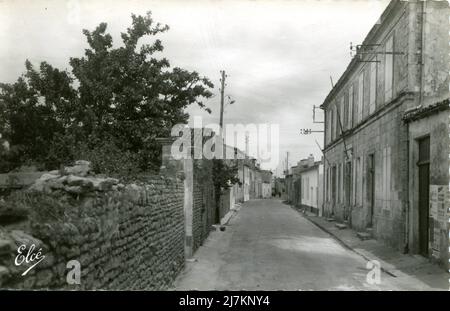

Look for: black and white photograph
[0,0,449,300]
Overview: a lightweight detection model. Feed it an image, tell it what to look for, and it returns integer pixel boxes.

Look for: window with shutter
[357,72,364,123]
[369,61,377,114]
[385,35,394,102]
[348,84,353,129]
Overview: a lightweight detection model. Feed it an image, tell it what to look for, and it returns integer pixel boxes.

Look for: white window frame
[369,60,377,114]
[348,85,353,129]
[357,72,364,123]
[385,35,394,102]
[327,109,332,144]
[334,105,339,139]
[355,157,363,206]
[330,108,333,141]
[337,164,341,203]
[382,147,391,209]
[339,97,344,133]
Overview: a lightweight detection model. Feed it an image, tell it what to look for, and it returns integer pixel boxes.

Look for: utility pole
[217,70,227,162]
[241,133,249,202]
[245,134,249,155]
[219,70,226,129]
[285,151,289,175]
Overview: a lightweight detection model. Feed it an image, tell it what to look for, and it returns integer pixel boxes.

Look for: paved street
[174,199,403,291]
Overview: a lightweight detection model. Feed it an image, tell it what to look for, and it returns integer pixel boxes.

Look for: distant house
[297,156,324,215]
[273,177,285,198]
[285,155,324,215]
[260,170,273,199]
[226,145,264,203]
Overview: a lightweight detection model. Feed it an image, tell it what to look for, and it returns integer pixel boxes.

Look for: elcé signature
[15,244,46,276]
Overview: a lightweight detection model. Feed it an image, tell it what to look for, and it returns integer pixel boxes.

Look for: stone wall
[0,162,185,290]
[0,131,241,288]
[422,0,450,105]
[192,159,215,252]
[158,132,236,258]
[218,189,231,222]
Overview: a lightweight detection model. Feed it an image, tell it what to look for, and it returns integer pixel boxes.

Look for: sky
[0,0,392,175]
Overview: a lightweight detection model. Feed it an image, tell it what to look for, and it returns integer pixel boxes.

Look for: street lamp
[227,95,235,106]
[220,95,236,129]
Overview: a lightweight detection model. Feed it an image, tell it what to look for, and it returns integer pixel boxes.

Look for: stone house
[284,166,295,204]
[260,170,273,199]
[320,0,449,268]
[254,165,263,199]
[285,164,300,206]
[226,146,264,202]
[297,155,324,215]
[241,157,266,201]
[273,177,285,198]
[284,155,324,215]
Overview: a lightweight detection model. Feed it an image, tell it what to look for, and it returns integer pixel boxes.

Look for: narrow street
[175,199,393,290]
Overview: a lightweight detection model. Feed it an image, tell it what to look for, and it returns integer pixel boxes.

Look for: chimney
[308,154,314,167]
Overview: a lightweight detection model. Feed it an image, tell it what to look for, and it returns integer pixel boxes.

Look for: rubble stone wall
[0,163,185,290]
[192,159,215,252]
[219,189,231,222]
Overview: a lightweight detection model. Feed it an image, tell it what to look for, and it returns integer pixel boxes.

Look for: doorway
[331,166,337,216]
[417,136,430,256]
[344,161,352,220]
[367,154,375,227]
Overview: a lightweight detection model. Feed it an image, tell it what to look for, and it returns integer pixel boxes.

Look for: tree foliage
[212,159,240,223]
[0,61,76,171]
[0,12,213,173]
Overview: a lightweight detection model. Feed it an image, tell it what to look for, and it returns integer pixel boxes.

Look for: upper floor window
[343,92,349,130]
[326,110,329,144]
[330,105,335,141]
[334,104,339,139]
[348,84,354,129]
[357,71,364,123]
[355,157,363,205]
[385,35,394,102]
[306,177,309,200]
[326,109,331,143]
[369,60,377,114]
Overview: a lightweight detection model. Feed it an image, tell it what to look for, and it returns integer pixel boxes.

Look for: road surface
[174,199,407,290]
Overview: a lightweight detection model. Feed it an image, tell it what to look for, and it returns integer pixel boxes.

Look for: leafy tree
[0,61,76,170]
[0,11,214,173]
[212,159,240,223]
[68,12,213,171]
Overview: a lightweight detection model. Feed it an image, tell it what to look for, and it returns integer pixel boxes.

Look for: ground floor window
[381,147,391,209]
[355,157,362,206]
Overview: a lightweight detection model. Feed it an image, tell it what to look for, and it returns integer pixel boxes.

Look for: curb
[292,205,397,277]
[220,203,242,226]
